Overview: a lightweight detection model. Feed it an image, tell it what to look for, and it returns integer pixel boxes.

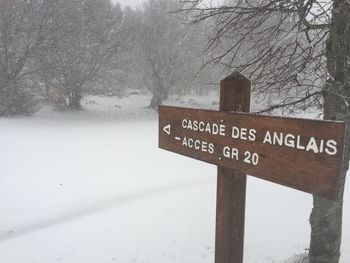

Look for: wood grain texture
[158,106,346,200]
[158,72,346,263]
[215,71,250,263]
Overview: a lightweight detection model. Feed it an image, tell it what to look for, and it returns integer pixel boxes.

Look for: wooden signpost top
[159,106,345,200]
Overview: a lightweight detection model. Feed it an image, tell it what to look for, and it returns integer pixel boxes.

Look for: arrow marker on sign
[163,124,171,135]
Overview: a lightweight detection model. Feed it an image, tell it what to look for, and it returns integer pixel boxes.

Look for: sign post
[215,72,250,263]
[158,72,346,263]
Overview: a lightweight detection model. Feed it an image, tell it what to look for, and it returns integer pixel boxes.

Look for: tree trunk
[149,79,168,110]
[308,0,350,262]
[149,93,163,109]
[308,92,348,262]
[42,69,51,102]
[67,91,82,110]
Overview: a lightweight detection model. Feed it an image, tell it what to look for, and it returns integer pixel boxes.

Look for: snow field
[0,94,348,262]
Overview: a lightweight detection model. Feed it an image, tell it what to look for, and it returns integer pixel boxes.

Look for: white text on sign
[178,118,340,167]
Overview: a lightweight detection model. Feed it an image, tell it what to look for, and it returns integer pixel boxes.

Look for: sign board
[158,71,347,263]
[159,105,346,200]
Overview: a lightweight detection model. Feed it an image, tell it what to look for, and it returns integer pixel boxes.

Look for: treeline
[0,0,220,116]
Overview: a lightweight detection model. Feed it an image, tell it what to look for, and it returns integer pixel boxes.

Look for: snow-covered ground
[0,93,349,263]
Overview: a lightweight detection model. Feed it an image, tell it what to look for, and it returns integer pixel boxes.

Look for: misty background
[113,0,144,9]
[0,0,349,263]
[0,0,227,116]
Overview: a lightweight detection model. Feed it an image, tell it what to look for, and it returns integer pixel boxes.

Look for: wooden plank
[158,106,346,200]
[215,167,246,263]
[215,71,250,263]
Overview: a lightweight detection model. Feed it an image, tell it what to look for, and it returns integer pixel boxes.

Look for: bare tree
[38,0,124,110]
[183,0,349,262]
[130,0,209,109]
[0,0,58,115]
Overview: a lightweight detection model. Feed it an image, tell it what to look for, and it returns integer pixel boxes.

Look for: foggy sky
[112,0,144,9]
[112,0,221,9]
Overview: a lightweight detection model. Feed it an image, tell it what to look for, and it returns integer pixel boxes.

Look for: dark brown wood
[216,167,246,263]
[215,72,250,263]
[158,105,346,201]
[158,71,346,263]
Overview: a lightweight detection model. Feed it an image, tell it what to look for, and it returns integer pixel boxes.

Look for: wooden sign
[158,72,346,263]
[159,106,345,200]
